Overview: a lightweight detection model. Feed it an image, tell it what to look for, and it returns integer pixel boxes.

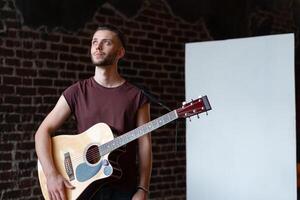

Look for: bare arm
[35,95,74,200]
[132,103,152,200]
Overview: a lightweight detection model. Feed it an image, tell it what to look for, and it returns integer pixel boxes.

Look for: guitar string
[69,123,159,163]
[69,129,147,163]
[68,112,175,163]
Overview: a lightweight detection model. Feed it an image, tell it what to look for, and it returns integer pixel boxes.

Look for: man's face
[90,30,123,66]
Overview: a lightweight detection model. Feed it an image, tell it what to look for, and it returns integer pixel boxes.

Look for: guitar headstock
[176,96,212,119]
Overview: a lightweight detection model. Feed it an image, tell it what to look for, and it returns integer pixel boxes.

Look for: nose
[96,41,103,50]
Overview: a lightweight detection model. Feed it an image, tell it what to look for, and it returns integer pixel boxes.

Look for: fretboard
[99,110,178,156]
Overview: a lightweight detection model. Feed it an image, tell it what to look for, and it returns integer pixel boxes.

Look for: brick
[5,20,19,30]
[23,40,33,49]
[0,85,14,94]
[81,38,91,46]
[46,34,61,42]
[38,51,58,60]
[125,21,139,29]
[16,87,36,95]
[3,76,21,85]
[5,58,20,66]
[66,63,85,71]
[38,87,57,95]
[157,27,168,34]
[39,69,58,78]
[133,31,146,37]
[5,114,20,123]
[60,53,78,62]
[22,78,33,86]
[147,33,161,40]
[151,48,163,55]
[51,43,69,52]
[156,56,169,63]
[121,69,137,76]
[62,36,80,44]
[78,73,93,79]
[15,152,31,160]
[139,70,153,77]
[140,55,154,62]
[139,39,154,46]
[20,178,35,188]
[165,50,177,57]
[6,39,21,47]
[0,171,14,181]
[0,47,14,56]
[17,142,35,151]
[71,46,88,54]
[19,31,39,39]
[79,56,90,62]
[54,80,72,87]
[16,105,36,113]
[155,41,169,48]
[16,50,37,59]
[0,182,15,191]
[141,24,155,31]
[0,142,14,152]
[163,35,177,42]
[0,152,12,160]
[2,190,22,199]
[60,71,76,79]
[34,41,47,49]
[21,114,32,122]
[43,96,59,104]
[33,78,53,86]
[16,68,37,77]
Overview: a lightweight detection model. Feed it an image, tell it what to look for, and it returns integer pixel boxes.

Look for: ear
[117,47,125,59]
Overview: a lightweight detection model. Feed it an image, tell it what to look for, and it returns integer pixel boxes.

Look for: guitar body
[37,123,122,200]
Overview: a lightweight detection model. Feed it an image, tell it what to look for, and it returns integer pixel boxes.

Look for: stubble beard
[91,51,118,67]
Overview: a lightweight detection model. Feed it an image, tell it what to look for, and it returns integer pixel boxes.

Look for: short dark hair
[95,24,126,49]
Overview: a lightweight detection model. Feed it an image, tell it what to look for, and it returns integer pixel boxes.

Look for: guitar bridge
[64,152,75,181]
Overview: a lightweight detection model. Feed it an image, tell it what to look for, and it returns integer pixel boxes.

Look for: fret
[99,110,178,156]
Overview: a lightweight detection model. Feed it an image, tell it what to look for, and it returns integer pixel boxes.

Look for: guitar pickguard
[76,159,112,182]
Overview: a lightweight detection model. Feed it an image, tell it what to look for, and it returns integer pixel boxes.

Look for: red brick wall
[0,0,211,199]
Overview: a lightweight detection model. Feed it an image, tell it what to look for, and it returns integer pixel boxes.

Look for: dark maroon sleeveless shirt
[63,77,149,191]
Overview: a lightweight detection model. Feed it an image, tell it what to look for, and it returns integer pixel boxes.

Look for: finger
[50,192,57,200]
[54,191,61,200]
[58,188,67,200]
[47,191,52,200]
[64,180,75,189]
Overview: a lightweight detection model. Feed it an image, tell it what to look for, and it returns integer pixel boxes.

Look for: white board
[185,34,296,200]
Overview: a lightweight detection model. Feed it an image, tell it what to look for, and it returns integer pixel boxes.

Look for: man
[35,24,152,200]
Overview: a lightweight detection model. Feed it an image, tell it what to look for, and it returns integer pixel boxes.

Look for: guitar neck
[99,110,178,156]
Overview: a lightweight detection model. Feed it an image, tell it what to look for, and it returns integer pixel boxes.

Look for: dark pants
[91,186,135,200]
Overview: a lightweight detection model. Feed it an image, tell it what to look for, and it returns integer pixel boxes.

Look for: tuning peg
[182,101,186,108]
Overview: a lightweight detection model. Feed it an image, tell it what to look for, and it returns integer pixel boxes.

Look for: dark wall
[0,0,210,199]
[0,0,299,199]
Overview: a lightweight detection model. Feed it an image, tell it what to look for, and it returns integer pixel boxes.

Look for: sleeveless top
[63,77,149,192]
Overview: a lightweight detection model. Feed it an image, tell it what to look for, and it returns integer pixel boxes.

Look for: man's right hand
[46,173,75,200]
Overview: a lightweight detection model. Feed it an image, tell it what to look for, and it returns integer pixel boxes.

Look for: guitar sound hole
[86,145,100,165]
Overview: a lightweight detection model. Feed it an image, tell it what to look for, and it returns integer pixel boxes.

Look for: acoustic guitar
[37,96,212,199]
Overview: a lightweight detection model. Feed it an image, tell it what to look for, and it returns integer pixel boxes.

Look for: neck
[94,65,125,88]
